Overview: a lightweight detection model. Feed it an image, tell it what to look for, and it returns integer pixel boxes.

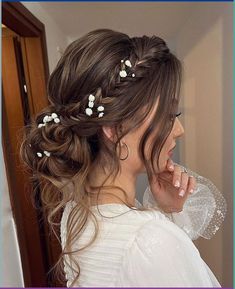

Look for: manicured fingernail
[179,189,185,197]
[169,165,174,170]
[174,180,180,188]
[189,189,194,194]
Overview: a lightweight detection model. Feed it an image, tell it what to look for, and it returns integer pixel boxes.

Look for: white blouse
[60,166,226,287]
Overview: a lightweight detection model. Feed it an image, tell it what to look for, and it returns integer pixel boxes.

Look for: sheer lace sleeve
[142,164,227,240]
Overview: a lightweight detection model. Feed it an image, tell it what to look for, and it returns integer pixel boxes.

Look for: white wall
[21,2,69,73]
[176,3,233,287]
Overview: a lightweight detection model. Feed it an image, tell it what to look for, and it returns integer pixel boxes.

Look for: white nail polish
[179,189,185,197]
[174,180,180,188]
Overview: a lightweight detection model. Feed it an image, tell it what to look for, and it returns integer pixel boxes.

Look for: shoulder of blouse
[129,212,197,253]
[60,200,195,247]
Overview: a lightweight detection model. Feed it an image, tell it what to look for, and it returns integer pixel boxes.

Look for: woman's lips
[168,145,176,156]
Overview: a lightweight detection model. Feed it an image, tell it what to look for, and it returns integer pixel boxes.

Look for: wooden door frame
[2,2,53,287]
[2,2,49,82]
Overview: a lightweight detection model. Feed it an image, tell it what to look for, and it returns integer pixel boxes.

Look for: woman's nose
[173,118,185,138]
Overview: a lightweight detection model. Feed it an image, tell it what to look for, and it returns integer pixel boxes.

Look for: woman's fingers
[188,175,196,194]
[167,160,197,197]
[167,158,175,171]
[178,172,188,198]
[172,165,182,188]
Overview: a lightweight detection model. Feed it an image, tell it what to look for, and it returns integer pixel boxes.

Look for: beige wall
[176,3,233,287]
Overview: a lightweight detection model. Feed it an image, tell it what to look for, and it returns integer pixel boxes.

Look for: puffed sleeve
[116,218,221,287]
[142,164,227,240]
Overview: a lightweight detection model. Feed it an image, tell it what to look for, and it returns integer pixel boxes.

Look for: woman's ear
[102,126,117,142]
[102,124,124,143]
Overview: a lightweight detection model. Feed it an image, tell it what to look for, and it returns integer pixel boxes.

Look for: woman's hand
[149,159,197,213]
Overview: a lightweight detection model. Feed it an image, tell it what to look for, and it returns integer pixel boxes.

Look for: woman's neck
[87,164,137,207]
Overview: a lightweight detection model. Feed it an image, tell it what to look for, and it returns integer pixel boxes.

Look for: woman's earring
[119,142,129,161]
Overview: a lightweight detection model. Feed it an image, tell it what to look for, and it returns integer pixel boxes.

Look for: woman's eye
[175,112,182,117]
[170,112,182,121]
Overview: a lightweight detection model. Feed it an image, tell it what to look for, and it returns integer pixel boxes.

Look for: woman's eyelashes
[170,112,182,121]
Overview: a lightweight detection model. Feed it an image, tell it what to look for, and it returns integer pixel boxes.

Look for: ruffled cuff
[141,165,227,240]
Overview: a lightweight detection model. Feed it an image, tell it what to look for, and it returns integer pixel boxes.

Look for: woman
[20,29,226,287]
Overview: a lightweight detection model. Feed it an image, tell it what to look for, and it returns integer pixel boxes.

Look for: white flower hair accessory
[38,112,60,128]
[33,112,61,157]
[28,143,51,158]
[85,94,104,118]
[85,58,135,118]
[119,59,135,78]
[37,150,51,158]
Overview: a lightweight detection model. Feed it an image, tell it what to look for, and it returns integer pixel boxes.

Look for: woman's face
[121,98,185,174]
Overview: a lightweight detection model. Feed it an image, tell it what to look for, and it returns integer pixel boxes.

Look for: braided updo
[19,29,182,286]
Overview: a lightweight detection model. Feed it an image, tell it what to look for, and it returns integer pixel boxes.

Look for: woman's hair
[19,28,182,286]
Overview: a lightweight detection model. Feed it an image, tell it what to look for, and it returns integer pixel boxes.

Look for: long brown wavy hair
[19,28,182,286]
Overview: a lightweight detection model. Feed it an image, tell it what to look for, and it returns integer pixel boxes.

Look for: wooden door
[2,10,64,286]
[2,32,48,287]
